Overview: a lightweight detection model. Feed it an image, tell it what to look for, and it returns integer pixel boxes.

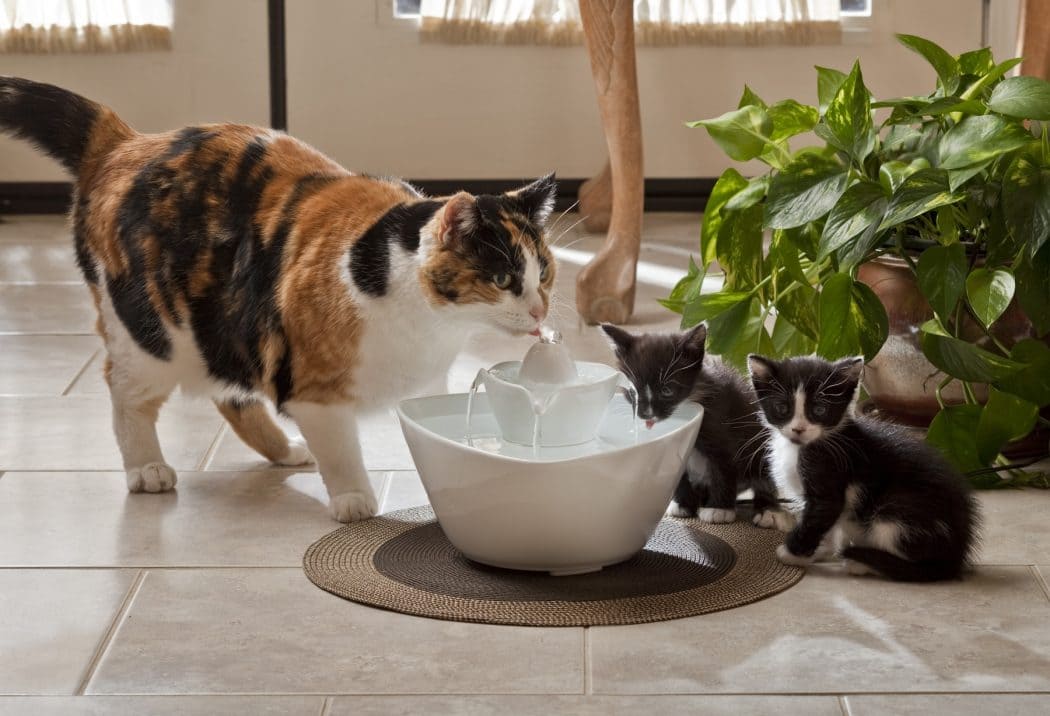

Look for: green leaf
[816,274,888,361]
[824,60,876,162]
[938,115,1032,169]
[818,181,888,259]
[816,66,848,116]
[962,57,1025,100]
[966,268,1016,327]
[764,154,849,229]
[988,75,1050,120]
[738,84,768,109]
[719,205,765,290]
[897,34,960,94]
[776,284,820,341]
[688,105,773,162]
[768,99,819,141]
[936,205,959,245]
[947,159,993,191]
[958,47,994,76]
[995,339,1050,406]
[662,256,706,314]
[724,175,769,211]
[920,320,1025,382]
[771,315,816,356]
[770,229,808,285]
[926,404,985,473]
[1015,243,1050,336]
[681,290,752,327]
[1003,153,1050,258]
[716,301,776,372]
[700,169,748,266]
[916,243,967,320]
[976,387,1039,464]
[880,169,964,229]
[879,160,916,194]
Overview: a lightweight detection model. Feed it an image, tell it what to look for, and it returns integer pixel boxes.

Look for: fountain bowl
[396,392,704,575]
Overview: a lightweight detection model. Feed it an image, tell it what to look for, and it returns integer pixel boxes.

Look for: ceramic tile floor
[1,213,1049,715]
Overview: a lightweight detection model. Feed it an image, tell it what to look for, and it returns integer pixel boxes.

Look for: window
[393,0,869,20]
[395,0,422,18]
[0,0,173,53]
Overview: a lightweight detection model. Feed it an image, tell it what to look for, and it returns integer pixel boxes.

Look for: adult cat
[0,77,557,522]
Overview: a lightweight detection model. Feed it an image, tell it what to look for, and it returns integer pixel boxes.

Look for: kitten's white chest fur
[768,432,804,503]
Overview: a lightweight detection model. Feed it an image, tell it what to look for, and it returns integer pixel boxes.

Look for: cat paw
[275,437,315,466]
[666,501,696,518]
[329,490,378,523]
[126,462,177,493]
[776,544,814,567]
[844,559,876,576]
[698,507,736,524]
[752,509,797,532]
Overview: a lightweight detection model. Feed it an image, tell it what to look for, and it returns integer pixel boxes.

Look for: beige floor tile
[0,569,135,695]
[0,335,100,395]
[0,284,96,334]
[328,694,843,715]
[0,242,83,283]
[0,395,223,471]
[87,568,583,695]
[0,216,72,244]
[975,491,1050,564]
[590,566,1050,694]
[380,470,428,513]
[65,351,107,394]
[207,406,415,471]
[846,694,1050,715]
[0,471,386,567]
[0,696,323,715]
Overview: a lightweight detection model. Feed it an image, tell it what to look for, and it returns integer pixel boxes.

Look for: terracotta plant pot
[857,255,1040,427]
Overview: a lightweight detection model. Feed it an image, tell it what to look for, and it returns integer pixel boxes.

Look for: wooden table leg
[576,0,644,325]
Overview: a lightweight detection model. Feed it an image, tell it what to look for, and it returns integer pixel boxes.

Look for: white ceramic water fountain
[397,328,704,576]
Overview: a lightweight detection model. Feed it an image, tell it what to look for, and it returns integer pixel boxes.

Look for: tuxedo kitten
[602,323,791,529]
[748,354,979,581]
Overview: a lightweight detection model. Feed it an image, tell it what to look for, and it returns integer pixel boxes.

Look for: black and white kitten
[748,354,979,581]
[602,323,791,529]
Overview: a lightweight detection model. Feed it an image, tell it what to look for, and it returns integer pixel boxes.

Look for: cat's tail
[841,546,962,582]
[0,77,133,175]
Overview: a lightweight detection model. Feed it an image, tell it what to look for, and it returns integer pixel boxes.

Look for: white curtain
[420,0,841,45]
[0,0,173,53]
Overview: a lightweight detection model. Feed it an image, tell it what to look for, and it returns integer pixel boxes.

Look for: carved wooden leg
[578,160,612,233]
[576,0,644,325]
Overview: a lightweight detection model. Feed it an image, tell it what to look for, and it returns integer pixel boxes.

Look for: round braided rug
[303,506,803,627]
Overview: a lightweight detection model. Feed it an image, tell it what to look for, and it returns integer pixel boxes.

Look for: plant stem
[934,374,953,409]
[962,380,978,405]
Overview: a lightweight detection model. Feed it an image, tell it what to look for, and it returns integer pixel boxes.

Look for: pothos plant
[664,34,1050,487]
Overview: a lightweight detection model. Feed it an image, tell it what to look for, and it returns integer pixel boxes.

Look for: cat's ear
[511,173,557,227]
[438,192,478,246]
[681,323,707,354]
[833,356,864,383]
[747,354,776,383]
[600,323,634,354]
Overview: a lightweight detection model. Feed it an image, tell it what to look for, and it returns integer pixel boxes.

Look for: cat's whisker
[547,201,581,236]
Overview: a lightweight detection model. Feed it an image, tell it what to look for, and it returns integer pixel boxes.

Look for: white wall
[0,0,1010,182]
[0,0,268,181]
[287,0,987,179]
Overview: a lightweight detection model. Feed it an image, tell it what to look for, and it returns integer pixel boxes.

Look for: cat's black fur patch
[603,323,781,518]
[750,354,979,582]
[350,200,442,296]
[0,76,99,173]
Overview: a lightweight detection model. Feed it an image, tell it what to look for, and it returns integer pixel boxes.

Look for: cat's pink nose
[529,305,545,320]
[792,427,805,434]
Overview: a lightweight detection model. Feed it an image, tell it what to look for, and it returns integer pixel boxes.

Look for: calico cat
[0,77,557,522]
[748,354,979,581]
[602,323,791,529]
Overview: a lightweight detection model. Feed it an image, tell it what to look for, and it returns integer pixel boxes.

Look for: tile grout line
[583,627,592,695]
[838,695,852,716]
[318,695,333,716]
[197,423,229,471]
[1030,565,1050,603]
[61,348,100,396]
[377,471,394,512]
[74,568,148,696]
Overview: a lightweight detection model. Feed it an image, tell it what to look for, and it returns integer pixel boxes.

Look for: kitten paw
[275,437,315,466]
[667,501,696,518]
[698,507,736,524]
[126,462,177,493]
[329,490,378,523]
[776,543,814,567]
[752,509,797,532]
[844,559,876,576]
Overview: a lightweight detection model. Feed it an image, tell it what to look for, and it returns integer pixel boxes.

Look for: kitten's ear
[511,173,557,227]
[747,354,776,383]
[600,323,634,354]
[438,192,478,246]
[834,356,865,383]
[682,323,707,353]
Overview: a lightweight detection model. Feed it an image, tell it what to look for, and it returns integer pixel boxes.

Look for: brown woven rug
[303,506,803,627]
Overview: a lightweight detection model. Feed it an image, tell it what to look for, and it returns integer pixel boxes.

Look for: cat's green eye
[659,386,675,398]
[773,401,790,417]
[812,404,828,417]
[539,264,551,282]
[492,272,512,289]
